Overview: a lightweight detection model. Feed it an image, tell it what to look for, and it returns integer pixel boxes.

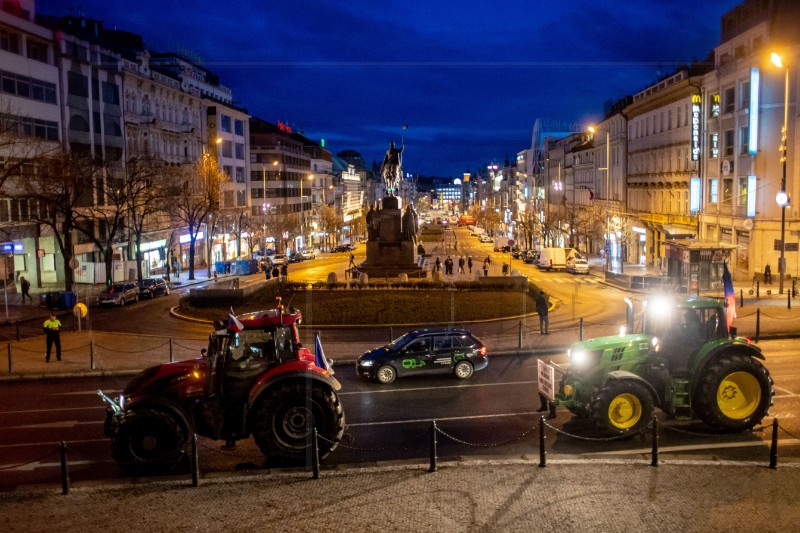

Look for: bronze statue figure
[401,204,417,243]
[366,205,378,240]
[381,141,403,196]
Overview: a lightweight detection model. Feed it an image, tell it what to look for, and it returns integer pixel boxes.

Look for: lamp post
[589,126,611,272]
[772,52,790,295]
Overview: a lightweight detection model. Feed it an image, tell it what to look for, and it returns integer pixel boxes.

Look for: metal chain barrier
[542,419,648,442]
[435,420,539,447]
[317,428,429,452]
[778,423,800,441]
[93,339,172,354]
[0,448,59,471]
[661,422,767,438]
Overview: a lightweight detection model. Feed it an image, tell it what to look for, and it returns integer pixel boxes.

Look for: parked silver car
[98,282,140,306]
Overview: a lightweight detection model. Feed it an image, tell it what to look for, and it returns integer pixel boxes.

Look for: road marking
[6,420,104,430]
[1,459,96,472]
[345,410,540,427]
[338,380,537,395]
[0,406,106,415]
[57,389,123,396]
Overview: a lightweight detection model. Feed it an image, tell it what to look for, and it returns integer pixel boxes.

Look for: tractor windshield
[645,299,726,346]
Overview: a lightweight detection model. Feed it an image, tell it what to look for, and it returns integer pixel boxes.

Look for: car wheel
[164,286,170,296]
[376,365,397,384]
[454,360,474,380]
[119,297,124,307]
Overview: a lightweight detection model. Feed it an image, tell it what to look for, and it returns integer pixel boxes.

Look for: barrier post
[650,416,659,467]
[169,338,174,363]
[429,421,438,473]
[60,441,69,495]
[757,280,760,298]
[90,339,95,370]
[740,289,744,308]
[191,433,199,486]
[755,309,761,343]
[788,291,791,310]
[518,320,523,349]
[7,343,11,374]
[538,415,546,468]
[579,318,584,341]
[389,327,393,343]
[311,428,320,480]
[769,418,779,469]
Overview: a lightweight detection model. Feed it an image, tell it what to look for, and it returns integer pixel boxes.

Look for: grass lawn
[182,286,540,325]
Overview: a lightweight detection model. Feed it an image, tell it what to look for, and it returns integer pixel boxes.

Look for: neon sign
[691,94,701,161]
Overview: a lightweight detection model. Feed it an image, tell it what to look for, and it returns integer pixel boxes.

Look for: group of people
[263,262,288,281]
[433,255,475,275]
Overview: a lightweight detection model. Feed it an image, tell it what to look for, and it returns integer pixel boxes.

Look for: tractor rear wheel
[252,381,345,465]
[693,353,773,432]
[110,407,189,475]
[590,380,654,436]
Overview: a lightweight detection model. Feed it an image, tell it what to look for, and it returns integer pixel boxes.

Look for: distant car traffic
[301,250,316,260]
[137,277,170,298]
[273,254,288,264]
[479,235,492,243]
[98,282,139,306]
[356,328,488,384]
[288,252,304,263]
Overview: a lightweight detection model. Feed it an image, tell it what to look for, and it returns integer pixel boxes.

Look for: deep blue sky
[38,0,744,177]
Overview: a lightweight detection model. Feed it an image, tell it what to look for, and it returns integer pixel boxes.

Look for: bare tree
[168,152,227,280]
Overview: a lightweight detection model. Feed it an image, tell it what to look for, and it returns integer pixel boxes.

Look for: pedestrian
[272,265,280,280]
[502,263,509,276]
[468,256,473,273]
[764,264,772,285]
[213,271,218,282]
[485,255,491,266]
[265,267,271,281]
[445,256,453,275]
[435,257,441,272]
[43,313,62,362]
[281,262,288,281]
[20,276,31,303]
[349,253,356,269]
[483,262,489,277]
[458,256,465,274]
[536,291,549,335]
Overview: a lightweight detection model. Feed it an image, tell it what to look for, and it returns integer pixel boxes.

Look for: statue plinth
[358,196,424,278]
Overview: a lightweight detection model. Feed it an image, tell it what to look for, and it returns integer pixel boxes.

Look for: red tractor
[99,304,345,475]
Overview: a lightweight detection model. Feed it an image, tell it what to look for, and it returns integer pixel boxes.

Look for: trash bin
[62,291,77,309]
[39,292,50,308]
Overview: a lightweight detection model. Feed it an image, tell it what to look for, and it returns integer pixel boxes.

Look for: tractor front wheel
[110,407,189,476]
[252,381,345,465]
[590,380,654,436]
[693,353,773,432]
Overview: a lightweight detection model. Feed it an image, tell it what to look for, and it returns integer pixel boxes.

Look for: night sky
[37,0,743,177]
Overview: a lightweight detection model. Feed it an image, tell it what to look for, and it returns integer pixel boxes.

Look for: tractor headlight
[651,336,661,353]
[570,349,589,367]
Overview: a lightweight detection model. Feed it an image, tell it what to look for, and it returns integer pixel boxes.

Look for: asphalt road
[2,340,798,491]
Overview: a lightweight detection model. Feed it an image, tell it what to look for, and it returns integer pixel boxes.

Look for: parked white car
[566,256,590,275]
[301,250,316,260]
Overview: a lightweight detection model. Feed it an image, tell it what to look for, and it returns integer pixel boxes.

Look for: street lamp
[772,52,790,295]
[588,126,611,272]
[300,174,313,250]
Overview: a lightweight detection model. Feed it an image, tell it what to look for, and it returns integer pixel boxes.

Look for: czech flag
[722,262,736,332]
[315,333,330,372]
[227,307,244,333]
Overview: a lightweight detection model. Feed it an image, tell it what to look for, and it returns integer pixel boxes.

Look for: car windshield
[141,279,154,286]
[388,332,414,350]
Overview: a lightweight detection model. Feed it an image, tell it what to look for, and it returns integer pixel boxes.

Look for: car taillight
[478,346,487,356]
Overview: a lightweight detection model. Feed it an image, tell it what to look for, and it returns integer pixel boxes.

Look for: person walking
[458,256,465,274]
[43,313,62,362]
[435,257,441,273]
[483,262,489,277]
[281,262,288,281]
[20,276,31,303]
[271,265,280,280]
[536,291,550,335]
[764,264,772,285]
[445,256,453,275]
[468,256,473,273]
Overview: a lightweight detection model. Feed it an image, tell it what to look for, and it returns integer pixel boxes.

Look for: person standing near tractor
[43,313,62,362]
[536,291,550,335]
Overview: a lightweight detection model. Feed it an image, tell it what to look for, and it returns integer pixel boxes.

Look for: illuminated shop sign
[179,232,203,244]
[711,94,720,117]
[690,177,701,212]
[710,132,719,158]
[749,68,760,155]
[691,94,701,161]
[747,175,757,217]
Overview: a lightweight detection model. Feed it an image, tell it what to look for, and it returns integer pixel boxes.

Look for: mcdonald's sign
[691,94,701,161]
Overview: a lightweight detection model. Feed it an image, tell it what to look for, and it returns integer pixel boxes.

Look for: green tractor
[540,296,773,435]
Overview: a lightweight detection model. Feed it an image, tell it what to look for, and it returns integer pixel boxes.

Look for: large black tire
[251,381,345,464]
[589,380,654,436]
[110,407,189,476]
[693,353,773,432]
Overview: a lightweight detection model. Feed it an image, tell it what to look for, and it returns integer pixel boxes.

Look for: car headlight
[358,360,375,367]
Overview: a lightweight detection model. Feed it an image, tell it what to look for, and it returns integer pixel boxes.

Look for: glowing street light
[772,51,790,294]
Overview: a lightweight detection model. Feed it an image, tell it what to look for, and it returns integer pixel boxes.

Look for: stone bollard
[398,273,409,283]
[358,273,369,285]
[327,272,338,285]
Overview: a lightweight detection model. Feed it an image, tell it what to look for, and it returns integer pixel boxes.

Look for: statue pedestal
[358,196,425,278]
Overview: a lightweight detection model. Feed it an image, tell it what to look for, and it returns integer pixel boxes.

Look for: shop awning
[663,224,696,239]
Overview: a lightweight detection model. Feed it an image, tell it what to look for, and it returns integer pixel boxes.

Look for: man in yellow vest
[43,313,62,362]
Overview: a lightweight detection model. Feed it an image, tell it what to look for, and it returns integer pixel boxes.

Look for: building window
[67,71,88,97]
[220,115,231,132]
[740,80,750,109]
[102,81,120,105]
[235,167,245,183]
[738,177,748,206]
[723,87,735,113]
[724,129,734,157]
[221,140,232,158]
[739,126,749,155]
[223,165,232,178]
[27,40,48,63]
[234,119,244,136]
[235,142,244,160]
[722,178,733,205]
[0,28,20,54]
[709,178,718,204]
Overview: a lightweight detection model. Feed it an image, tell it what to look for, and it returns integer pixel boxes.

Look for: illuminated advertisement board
[690,177,701,212]
[691,94,701,161]
[710,132,719,158]
[747,175,757,217]
[749,68,759,155]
